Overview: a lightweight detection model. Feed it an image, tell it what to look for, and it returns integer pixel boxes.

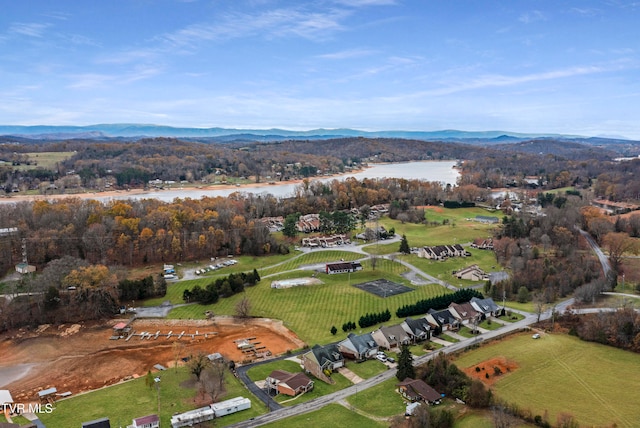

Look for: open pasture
[376,207,498,248]
[14,151,76,171]
[454,332,640,427]
[169,265,450,344]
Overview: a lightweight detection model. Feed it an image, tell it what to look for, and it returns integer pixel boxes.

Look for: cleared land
[0,317,303,403]
[14,151,76,171]
[454,332,640,427]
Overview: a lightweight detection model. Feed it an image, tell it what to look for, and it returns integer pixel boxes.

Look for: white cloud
[518,10,547,24]
[9,22,50,38]
[316,48,377,60]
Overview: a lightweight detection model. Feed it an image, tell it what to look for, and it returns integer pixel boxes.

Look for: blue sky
[1,0,640,138]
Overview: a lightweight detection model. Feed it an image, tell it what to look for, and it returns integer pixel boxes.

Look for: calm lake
[127,160,459,202]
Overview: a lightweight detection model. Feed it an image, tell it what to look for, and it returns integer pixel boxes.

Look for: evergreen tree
[282,213,299,238]
[330,326,337,335]
[399,234,410,254]
[253,268,261,283]
[396,344,415,381]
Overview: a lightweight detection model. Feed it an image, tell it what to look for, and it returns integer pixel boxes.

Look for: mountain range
[0,124,637,147]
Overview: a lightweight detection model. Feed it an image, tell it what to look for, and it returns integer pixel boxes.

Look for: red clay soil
[0,317,304,402]
[463,356,519,386]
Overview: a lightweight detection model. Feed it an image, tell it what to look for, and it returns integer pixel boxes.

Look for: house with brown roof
[265,370,314,397]
[397,378,442,404]
[448,302,481,325]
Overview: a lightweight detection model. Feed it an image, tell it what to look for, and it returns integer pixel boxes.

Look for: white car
[532,333,541,339]
[376,354,387,362]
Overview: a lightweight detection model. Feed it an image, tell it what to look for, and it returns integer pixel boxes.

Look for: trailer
[211,396,251,417]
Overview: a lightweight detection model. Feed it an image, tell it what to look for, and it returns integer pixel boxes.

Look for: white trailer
[211,396,251,417]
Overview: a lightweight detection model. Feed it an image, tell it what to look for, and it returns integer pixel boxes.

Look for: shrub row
[396,288,483,318]
[358,309,392,329]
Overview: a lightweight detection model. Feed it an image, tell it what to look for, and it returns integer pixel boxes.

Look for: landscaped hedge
[396,288,483,318]
[443,200,476,209]
[358,309,392,328]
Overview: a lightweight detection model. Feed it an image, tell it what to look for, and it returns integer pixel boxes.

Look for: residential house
[448,302,481,325]
[265,370,314,397]
[401,317,431,343]
[128,414,159,428]
[338,332,378,361]
[471,238,494,250]
[170,406,214,428]
[302,344,345,384]
[470,297,501,317]
[371,324,412,350]
[425,309,458,333]
[211,397,251,417]
[397,378,442,405]
[454,264,489,281]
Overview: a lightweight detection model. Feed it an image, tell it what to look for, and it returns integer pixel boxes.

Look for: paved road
[228,302,570,428]
[579,229,612,278]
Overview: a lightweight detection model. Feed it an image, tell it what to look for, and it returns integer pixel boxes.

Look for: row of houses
[301,234,350,248]
[302,297,501,384]
[418,244,469,260]
[296,214,321,233]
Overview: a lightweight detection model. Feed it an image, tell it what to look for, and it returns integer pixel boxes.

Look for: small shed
[131,414,159,428]
[81,417,111,428]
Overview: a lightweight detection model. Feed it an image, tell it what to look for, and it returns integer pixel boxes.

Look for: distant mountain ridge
[1,125,639,153]
[0,124,583,141]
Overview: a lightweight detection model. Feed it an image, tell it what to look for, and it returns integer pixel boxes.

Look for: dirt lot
[0,317,304,402]
[463,356,519,386]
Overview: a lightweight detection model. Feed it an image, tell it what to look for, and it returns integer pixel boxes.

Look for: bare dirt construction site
[463,356,519,386]
[0,317,304,402]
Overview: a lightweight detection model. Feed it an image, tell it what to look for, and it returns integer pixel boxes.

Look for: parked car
[387,357,396,363]
[532,333,540,339]
[376,354,387,363]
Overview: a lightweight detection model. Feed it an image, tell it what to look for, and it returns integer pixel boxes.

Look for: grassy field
[399,248,499,288]
[13,151,76,171]
[377,207,498,247]
[39,366,266,427]
[167,262,450,344]
[346,376,407,418]
[454,332,640,427]
[262,403,387,428]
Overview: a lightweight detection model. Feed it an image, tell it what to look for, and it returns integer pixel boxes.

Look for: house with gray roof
[425,309,459,333]
[470,296,501,317]
[338,332,378,361]
[302,343,345,384]
[401,317,431,343]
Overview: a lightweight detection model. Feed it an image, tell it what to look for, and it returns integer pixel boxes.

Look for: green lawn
[346,377,406,417]
[246,358,353,406]
[344,358,388,380]
[168,265,449,345]
[262,403,386,428]
[439,334,459,343]
[454,333,640,427]
[399,248,499,288]
[39,367,266,427]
